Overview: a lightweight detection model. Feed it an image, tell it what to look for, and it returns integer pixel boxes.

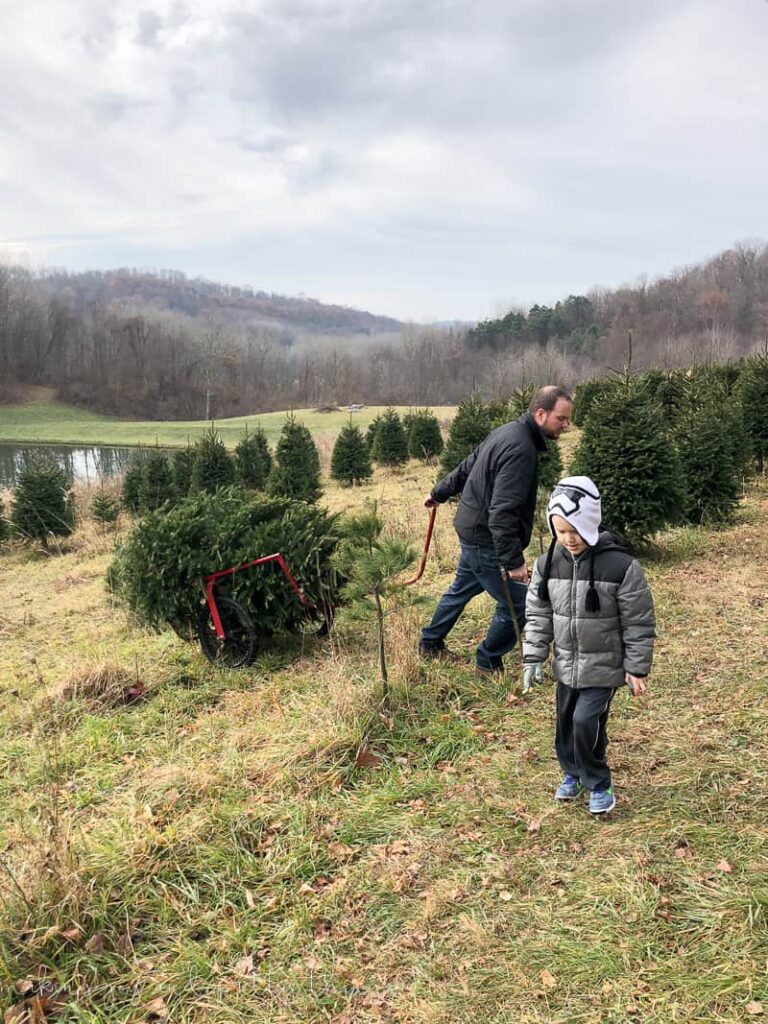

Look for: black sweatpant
[555,682,619,792]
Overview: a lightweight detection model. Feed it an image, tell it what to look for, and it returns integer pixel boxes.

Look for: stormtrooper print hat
[546,476,602,547]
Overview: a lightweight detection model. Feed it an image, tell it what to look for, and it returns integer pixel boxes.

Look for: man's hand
[625,673,648,697]
[506,564,529,584]
[522,662,543,694]
[425,497,438,509]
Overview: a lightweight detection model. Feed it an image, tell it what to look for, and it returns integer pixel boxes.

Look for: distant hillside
[466,241,768,362]
[36,268,403,336]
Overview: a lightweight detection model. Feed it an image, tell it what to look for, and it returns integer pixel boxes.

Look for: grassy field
[1,448,767,1022]
[0,390,456,448]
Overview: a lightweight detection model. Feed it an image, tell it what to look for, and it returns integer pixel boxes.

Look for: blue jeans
[420,543,527,671]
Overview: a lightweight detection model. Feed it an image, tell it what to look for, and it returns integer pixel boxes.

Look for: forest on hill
[1,242,767,419]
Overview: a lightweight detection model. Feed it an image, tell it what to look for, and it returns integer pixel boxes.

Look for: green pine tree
[372,408,409,467]
[406,410,444,461]
[235,426,272,490]
[675,395,741,525]
[572,378,615,427]
[333,502,415,697]
[172,445,196,498]
[191,427,236,494]
[122,455,145,514]
[11,458,75,549]
[735,354,768,473]
[267,414,322,502]
[331,421,373,485]
[140,449,175,512]
[91,490,120,525]
[365,415,383,454]
[439,393,491,476]
[571,382,686,545]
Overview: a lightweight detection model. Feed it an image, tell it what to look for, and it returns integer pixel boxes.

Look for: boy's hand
[625,673,648,697]
[522,663,543,694]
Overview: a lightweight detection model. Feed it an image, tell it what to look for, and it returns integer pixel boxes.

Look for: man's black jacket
[430,413,548,570]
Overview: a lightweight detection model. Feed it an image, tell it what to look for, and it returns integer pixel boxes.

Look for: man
[418,386,573,676]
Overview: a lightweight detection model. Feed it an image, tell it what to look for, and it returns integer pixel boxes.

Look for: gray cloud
[1,0,767,320]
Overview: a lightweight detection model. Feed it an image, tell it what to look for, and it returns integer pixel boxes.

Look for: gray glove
[522,662,543,694]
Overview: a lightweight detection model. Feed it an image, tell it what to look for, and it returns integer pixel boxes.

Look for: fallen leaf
[540,969,557,990]
[4,1004,27,1023]
[13,980,34,996]
[327,842,357,861]
[145,995,168,1019]
[601,982,614,995]
[355,745,381,769]
[303,954,323,971]
[498,891,514,902]
[717,858,733,874]
[235,955,254,976]
[59,926,81,944]
[527,819,542,834]
[674,847,690,859]
[746,1002,764,1016]
[85,932,105,954]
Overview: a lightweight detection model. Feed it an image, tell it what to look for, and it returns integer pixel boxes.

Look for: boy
[522,476,655,814]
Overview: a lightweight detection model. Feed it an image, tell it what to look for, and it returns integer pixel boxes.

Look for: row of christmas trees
[2,352,766,548]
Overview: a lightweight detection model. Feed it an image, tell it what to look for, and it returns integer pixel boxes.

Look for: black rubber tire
[197,596,257,668]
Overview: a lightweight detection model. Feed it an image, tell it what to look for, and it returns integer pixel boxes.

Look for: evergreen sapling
[235,426,272,490]
[191,427,236,494]
[331,421,372,485]
[267,414,322,502]
[11,458,75,549]
[372,408,409,467]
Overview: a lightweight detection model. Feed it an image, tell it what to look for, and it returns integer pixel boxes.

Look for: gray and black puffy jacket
[523,531,655,689]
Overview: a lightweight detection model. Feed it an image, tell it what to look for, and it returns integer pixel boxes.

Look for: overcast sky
[1,0,767,322]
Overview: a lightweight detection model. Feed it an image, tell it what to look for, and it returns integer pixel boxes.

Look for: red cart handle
[405,504,437,586]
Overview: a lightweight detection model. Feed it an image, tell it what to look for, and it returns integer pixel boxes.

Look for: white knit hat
[547,476,602,547]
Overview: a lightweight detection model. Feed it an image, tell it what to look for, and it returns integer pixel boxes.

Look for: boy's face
[551,514,589,555]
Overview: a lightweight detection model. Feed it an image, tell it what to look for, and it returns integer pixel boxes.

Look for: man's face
[535,398,573,439]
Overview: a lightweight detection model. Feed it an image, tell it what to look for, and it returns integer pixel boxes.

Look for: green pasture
[0,396,456,448]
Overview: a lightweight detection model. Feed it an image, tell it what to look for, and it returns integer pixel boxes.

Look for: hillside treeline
[1,242,767,418]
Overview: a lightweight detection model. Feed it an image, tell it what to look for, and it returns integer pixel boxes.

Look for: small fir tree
[735,354,768,472]
[140,449,175,512]
[439,393,492,476]
[267,414,322,502]
[365,415,383,454]
[122,455,145,514]
[675,395,741,525]
[191,427,236,494]
[372,408,409,467]
[91,489,120,525]
[572,378,615,428]
[407,410,444,461]
[331,421,372,485]
[333,503,415,700]
[235,426,272,490]
[11,458,75,548]
[571,382,686,545]
[172,445,196,498]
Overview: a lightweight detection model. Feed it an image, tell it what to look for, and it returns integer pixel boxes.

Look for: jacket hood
[593,529,632,555]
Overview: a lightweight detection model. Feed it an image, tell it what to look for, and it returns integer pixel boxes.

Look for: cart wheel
[197,597,257,668]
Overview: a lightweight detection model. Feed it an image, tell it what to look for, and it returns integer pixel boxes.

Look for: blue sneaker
[555,775,583,800]
[589,787,616,814]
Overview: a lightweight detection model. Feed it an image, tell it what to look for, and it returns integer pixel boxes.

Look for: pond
[0,444,161,488]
